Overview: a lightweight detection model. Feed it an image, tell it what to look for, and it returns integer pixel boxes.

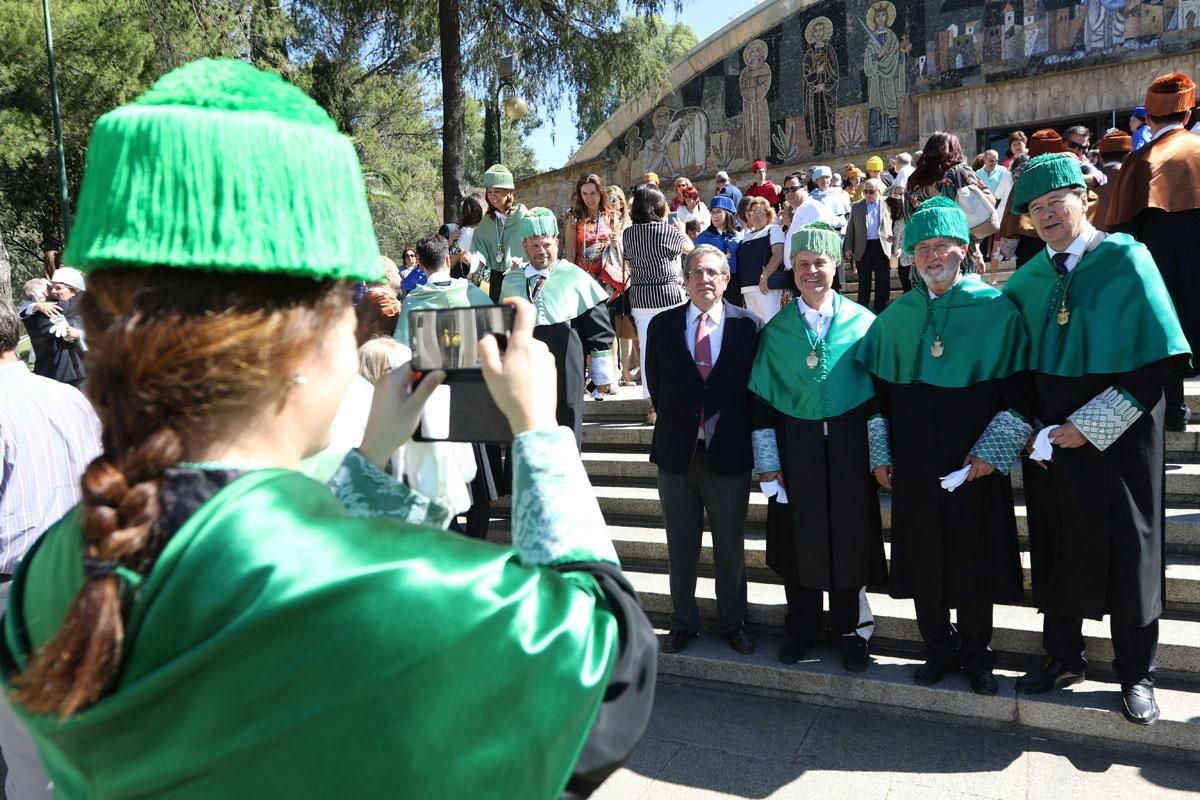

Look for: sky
[522,0,766,171]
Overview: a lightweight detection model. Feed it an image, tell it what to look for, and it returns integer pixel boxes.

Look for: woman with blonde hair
[0,59,655,799]
[737,195,786,322]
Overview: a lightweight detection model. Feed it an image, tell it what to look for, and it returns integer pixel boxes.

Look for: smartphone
[409,306,516,444]
[668,211,679,225]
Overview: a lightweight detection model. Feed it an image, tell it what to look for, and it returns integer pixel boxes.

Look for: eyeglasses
[782,185,802,194]
[863,189,879,195]
[687,268,726,280]
[1064,139,1087,151]
[913,242,962,258]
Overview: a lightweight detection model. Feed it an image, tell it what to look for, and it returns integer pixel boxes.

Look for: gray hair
[895,152,912,166]
[684,244,730,277]
[715,170,730,182]
[984,149,999,160]
[23,278,49,302]
[0,298,20,355]
[862,178,886,195]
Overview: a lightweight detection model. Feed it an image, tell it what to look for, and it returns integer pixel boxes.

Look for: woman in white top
[455,194,486,283]
[674,185,711,232]
[736,196,786,323]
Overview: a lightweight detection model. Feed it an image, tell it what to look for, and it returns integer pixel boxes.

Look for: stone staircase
[491,381,1200,762]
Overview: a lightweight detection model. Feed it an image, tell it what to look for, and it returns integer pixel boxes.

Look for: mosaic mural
[602,0,1200,181]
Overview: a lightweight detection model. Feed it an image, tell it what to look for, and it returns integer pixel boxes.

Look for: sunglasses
[782,186,802,193]
[1064,140,1087,151]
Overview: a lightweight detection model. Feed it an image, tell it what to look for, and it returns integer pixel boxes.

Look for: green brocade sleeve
[328,448,452,528]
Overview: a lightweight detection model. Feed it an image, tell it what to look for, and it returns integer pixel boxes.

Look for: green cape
[1,470,617,799]
[499,260,608,326]
[471,205,530,272]
[395,276,495,346]
[1002,233,1190,376]
[857,274,1029,387]
[749,293,876,420]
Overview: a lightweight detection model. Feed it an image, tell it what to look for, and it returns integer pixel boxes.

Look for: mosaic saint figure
[863,0,907,148]
[1084,0,1126,51]
[643,107,676,178]
[625,127,644,188]
[803,18,839,156]
[740,40,772,164]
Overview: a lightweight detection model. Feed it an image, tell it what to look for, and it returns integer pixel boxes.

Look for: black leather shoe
[842,637,870,673]
[913,658,950,686]
[1015,659,1085,694]
[778,637,808,664]
[965,668,1000,696]
[1122,684,1160,725]
[723,626,755,655]
[660,630,697,654]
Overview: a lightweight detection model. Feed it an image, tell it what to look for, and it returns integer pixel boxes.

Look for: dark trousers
[898,262,912,293]
[914,593,996,671]
[1043,612,1159,688]
[784,582,874,645]
[1015,234,1043,267]
[488,269,505,303]
[855,240,892,312]
[658,442,750,634]
[1164,374,1190,426]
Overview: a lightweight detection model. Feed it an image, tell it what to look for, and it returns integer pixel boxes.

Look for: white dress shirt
[797,293,834,341]
[865,200,881,240]
[685,300,725,366]
[1044,223,1097,272]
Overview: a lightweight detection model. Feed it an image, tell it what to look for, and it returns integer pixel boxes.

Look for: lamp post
[42,0,71,243]
[494,54,528,165]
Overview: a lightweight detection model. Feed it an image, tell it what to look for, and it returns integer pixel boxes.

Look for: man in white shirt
[893,152,914,188]
[843,178,896,311]
[645,245,762,656]
[780,172,836,285]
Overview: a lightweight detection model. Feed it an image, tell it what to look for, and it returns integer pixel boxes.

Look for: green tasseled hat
[789,222,842,262]
[483,164,515,189]
[1011,153,1086,215]
[903,196,969,255]
[520,207,558,239]
[64,58,382,282]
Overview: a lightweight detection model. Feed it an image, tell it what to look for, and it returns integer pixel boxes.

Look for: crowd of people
[1,53,1199,797]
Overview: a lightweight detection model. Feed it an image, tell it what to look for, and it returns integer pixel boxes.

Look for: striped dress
[621,221,687,310]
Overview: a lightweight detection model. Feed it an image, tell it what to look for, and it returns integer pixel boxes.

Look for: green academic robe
[0,431,656,799]
[857,275,1031,608]
[749,294,886,591]
[1003,232,1191,624]
[394,274,494,347]
[472,205,530,302]
[500,261,613,447]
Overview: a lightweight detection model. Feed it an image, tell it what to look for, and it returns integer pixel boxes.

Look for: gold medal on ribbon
[1057,303,1070,326]
[930,337,945,358]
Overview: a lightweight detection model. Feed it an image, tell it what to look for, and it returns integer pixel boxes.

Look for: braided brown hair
[12,267,351,717]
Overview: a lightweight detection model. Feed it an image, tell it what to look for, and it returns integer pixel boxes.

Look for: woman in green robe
[0,59,656,799]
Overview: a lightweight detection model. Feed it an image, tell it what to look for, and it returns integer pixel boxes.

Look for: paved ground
[594,681,1200,800]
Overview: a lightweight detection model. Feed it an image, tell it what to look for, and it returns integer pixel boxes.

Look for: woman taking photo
[621,183,693,417]
[903,131,994,273]
[607,185,640,386]
[0,59,655,799]
[737,196,786,322]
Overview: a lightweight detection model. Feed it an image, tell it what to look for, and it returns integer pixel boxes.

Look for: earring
[291,374,310,386]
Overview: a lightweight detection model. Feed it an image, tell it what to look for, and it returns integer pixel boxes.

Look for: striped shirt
[621,222,687,310]
[0,360,102,573]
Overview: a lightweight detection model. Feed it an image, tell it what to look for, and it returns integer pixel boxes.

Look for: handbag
[955,183,1000,239]
[597,236,630,298]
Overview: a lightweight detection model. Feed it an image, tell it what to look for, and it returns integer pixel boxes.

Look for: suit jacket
[843,198,895,263]
[645,299,759,475]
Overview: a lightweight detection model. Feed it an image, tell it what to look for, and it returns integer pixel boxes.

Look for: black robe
[753,398,887,591]
[1022,359,1177,626]
[877,377,1027,608]
[1111,208,1200,378]
[534,304,614,450]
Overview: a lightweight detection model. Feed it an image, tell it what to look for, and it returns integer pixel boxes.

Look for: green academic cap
[903,196,970,255]
[483,164,516,189]
[789,221,843,261]
[63,58,382,282]
[1011,154,1086,215]
[521,207,559,239]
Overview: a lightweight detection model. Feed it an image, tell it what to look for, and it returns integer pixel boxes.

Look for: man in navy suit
[646,244,761,655]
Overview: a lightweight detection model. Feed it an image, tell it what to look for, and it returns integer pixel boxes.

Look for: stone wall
[551,0,1200,195]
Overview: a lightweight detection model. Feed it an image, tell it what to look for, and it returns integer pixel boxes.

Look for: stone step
[580,449,1200,501]
[579,419,1200,462]
[654,630,1200,762]
[493,483,1200,554]
[488,523,1200,614]
[622,570,1200,684]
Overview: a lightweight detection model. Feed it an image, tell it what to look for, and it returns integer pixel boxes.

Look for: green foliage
[574,15,698,144]
[464,95,538,187]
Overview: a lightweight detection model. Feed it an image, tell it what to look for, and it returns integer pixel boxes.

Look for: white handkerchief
[938,465,971,493]
[1031,425,1060,462]
[760,479,789,504]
